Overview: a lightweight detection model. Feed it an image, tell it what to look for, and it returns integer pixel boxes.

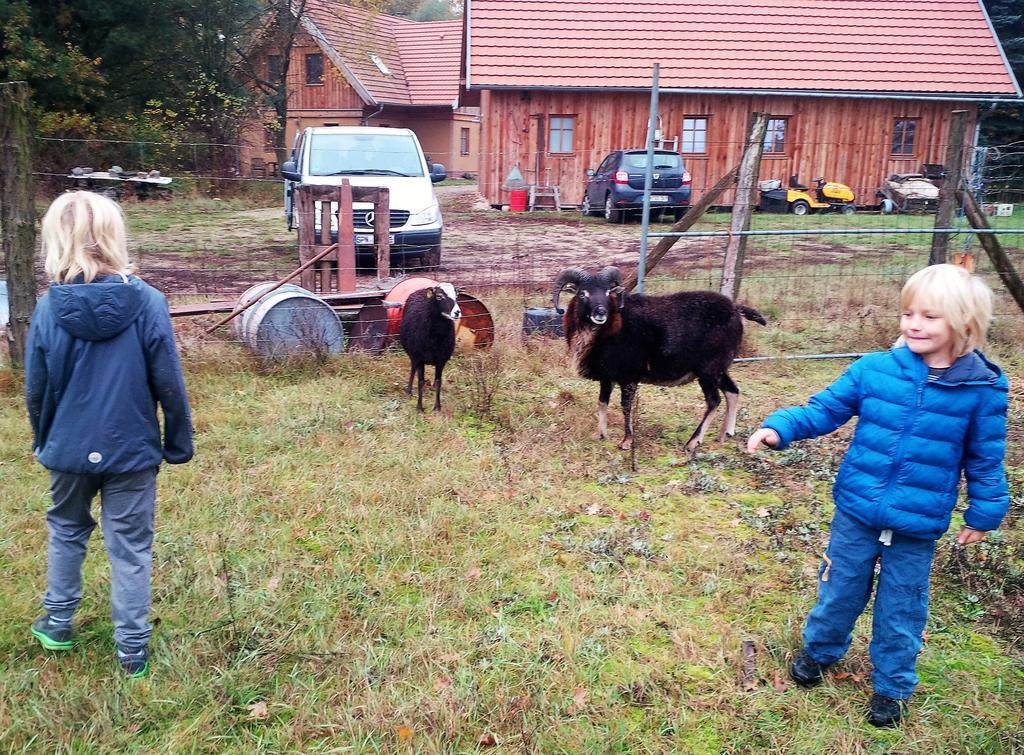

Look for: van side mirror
[585,169,595,177]
[430,163,447,183]
[281,160,300,182]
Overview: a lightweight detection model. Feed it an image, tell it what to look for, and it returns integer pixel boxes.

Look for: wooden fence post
[930,109,968,266]
[0,81,37,368]
[720,112,768,300]
[957,187,1024,316]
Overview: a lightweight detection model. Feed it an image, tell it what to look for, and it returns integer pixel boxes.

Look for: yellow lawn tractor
[759,175,856,215]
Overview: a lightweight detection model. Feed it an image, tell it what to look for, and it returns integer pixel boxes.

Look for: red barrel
[509,188,528,212]
[383,276,439,338]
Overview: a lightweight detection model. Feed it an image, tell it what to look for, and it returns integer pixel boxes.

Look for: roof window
[370,54,391,77]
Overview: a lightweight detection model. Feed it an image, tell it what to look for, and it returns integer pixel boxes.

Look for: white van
[281,126,446,268]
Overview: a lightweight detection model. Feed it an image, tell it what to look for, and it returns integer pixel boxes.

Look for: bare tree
[234,0,310,165]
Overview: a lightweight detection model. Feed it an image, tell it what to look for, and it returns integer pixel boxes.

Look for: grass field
[2,192,1023,752]
[1,306,1022,752]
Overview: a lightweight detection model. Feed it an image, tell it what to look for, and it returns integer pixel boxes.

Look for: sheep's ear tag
[426,288,434,298]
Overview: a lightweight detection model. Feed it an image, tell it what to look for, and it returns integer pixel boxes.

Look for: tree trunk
[0,81,37,368]
[930,109,968,265]
[720,112,768,300]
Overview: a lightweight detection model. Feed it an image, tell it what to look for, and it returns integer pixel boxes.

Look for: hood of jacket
[940,349,1003,385]
[48,275,145,341]
[892,344,1004,387]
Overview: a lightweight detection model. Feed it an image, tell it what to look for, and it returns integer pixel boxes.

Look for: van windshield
[307,133,425,177]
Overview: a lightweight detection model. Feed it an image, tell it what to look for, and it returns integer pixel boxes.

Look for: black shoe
[30,615,73,651]
[789,650,829,687]
[117,646,149,678]
[868,693,905,727]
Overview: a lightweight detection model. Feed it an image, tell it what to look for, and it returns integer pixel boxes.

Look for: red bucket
[509,188,527,212]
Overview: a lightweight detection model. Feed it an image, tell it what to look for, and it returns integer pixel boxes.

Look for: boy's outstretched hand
[747,428,781,453]
[956,526,987,545]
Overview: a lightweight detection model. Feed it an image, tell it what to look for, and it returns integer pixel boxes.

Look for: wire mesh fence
[8,135,1024,360]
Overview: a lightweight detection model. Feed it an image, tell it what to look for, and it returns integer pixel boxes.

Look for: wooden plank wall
[477,90,978,208]
[285,41,367,112]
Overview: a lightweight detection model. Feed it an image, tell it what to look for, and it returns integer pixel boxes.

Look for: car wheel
[841,204,856,216]
[673,206,687,222]
[581,194,595,216]
[791,200,811,216]
[604,194,623,223]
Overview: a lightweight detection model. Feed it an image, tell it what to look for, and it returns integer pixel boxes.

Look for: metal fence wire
[8,135,1024,360]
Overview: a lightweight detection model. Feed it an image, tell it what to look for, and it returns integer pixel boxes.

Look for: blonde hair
[898,263,993,356]
[41,191,135,283]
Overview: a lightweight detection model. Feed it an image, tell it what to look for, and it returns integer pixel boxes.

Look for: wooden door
[527,113,545,186]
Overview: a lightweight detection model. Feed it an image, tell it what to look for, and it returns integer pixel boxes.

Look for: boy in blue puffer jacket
[747,264,1009,727]
[25,191,193,677]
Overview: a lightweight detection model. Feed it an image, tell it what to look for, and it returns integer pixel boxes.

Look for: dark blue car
[581,149,692,223]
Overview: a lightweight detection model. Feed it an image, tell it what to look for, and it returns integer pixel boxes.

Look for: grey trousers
[43,468,158,650]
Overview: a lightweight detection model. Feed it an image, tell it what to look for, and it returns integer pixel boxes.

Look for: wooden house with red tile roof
[241,1,479,177]
[463,0,1022,209]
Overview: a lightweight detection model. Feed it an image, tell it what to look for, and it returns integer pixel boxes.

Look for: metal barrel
[234,284,345,358]
[455,292,495,349]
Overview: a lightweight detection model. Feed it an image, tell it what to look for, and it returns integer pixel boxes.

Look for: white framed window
[548,116,576,154]
[892,118,918,155]
[681,116,708,154]
[763,117,788,154]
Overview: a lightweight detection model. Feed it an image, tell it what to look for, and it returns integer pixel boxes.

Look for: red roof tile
[392,19,463,106]
[467,0,1022,98]
[302,0,462,106]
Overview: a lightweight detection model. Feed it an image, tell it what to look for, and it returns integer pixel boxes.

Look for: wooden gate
[295,181,391,293]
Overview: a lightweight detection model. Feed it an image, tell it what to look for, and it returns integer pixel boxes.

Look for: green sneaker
[31,615,73,651]
[117,646,149,678]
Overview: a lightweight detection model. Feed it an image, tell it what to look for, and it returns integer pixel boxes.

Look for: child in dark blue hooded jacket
[748,264,1009,727]
[25,190,193,677]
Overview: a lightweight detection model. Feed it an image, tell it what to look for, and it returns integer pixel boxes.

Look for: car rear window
[622,153,683,171]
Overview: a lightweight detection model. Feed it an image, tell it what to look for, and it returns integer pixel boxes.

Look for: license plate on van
[355,233,396,245]
[650,195,669,202]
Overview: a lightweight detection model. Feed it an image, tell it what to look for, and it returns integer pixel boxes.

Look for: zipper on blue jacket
[877,374,927,527]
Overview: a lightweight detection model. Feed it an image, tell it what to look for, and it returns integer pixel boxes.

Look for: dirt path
[134,184,896,297]
[440,185,681,286]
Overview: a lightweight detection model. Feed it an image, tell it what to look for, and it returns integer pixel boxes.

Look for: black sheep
[399,282,462,411]
[553,266,766,451]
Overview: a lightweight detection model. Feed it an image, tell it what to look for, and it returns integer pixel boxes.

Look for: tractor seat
[788,175,808,191]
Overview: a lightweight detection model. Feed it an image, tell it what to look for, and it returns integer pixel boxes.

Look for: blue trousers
[803,508,936,700]
[43,468,158,650]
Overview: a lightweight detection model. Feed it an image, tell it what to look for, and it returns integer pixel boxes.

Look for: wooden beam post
[930,109,968,265]
[297,185,316,290]
[957,187,1024,316]
[319,192,333,291]
[720,111,768,300]
[0,81,37,368]
[337,180,356,291]
[623,163,741,291]
[373,187,390,280]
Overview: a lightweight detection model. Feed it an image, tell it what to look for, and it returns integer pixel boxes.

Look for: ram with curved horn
[553,265,766,451]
